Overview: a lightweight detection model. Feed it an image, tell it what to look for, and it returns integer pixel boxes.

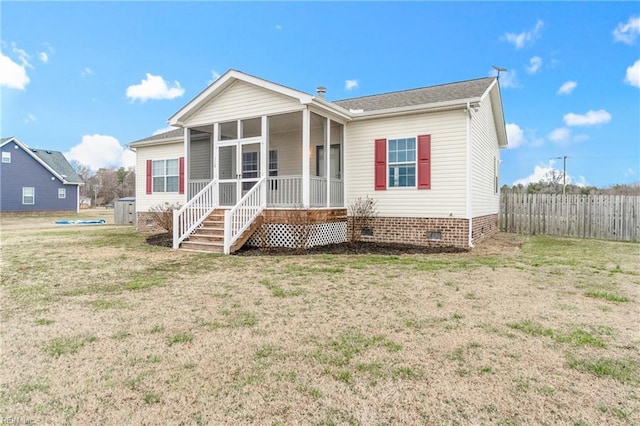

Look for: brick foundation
[471,213,499,246]
[349,216,471,249]
[136,212,168,232]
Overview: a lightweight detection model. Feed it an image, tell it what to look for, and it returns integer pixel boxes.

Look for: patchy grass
[507,320,607,347]
[167,332,194,346]
[584,291,630,303]
[45,335,97,357]
[1,213,639,425]
[568,357,640,385]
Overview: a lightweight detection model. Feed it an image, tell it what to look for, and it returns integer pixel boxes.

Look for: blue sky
[1,2,638,187]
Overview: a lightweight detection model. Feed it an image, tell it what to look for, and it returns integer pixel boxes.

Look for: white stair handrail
[173,179,219,249]
[223,177,266,254]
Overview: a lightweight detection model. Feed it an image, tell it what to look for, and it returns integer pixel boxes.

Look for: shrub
[148,202,181,233]
[348,196,378,242]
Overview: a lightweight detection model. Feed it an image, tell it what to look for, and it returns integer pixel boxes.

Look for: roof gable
[1,136,83,184]
[168,70,315,126]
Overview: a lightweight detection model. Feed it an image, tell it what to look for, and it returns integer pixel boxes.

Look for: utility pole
[553,156,569,195]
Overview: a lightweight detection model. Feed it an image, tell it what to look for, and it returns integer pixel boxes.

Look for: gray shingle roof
[30,149,83,184]
[129,128,183,145]
[334,77,495,112]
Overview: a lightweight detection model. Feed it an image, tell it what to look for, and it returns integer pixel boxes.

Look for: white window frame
[152,159,179,193]
[387,137,417,188]
[22,187,35,205]
[2,151,11,163]
[58,188,66,199]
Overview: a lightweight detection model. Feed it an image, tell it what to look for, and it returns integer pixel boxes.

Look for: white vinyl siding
[135,142,185,213]
[471,99,501,217]
[345,110,467,218]
[184,81,303,127]
[268,128,302,176]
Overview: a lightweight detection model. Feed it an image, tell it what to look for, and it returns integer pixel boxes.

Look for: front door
[217,141,262,206]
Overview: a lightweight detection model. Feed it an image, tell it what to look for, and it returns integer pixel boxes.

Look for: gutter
[466,101,474,249]
[347,98,482,121]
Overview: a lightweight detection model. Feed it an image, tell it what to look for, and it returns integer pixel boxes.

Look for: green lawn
[1,212,638,425]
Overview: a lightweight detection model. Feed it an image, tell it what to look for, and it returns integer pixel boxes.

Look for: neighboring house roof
[0,136,83,185]
[334,77,496,112]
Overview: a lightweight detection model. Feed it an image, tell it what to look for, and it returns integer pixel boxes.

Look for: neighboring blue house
[0,136,83,213]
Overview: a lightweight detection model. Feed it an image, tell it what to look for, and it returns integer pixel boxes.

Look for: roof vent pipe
[316,86,326,99]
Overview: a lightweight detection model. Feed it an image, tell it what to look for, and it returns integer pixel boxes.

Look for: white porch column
[184,127,190,200]
[302,108,310,208]
[325,118,331,207]
[261,115,268,206]
[213,123,219,180]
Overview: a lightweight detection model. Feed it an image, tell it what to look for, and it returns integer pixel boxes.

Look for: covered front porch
[186,109,344,208]
[173,107,348,253]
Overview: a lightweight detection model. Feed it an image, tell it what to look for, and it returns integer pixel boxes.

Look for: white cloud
[126,73,185,102]
[0,51,30,90]
[563,109,612,126]
[514,160,584,186]
[345,79,359,90]
[505,123,544,148]
[613,16,640,44]
[506,123,524,149]
[81,67,94,77]
[38,51,49,63]
[526,56,542,74]
[502,20,544,49]
[11,44,32,68]
[65,134,135,170]
[24,113,37,124]
[513,161,557,186]
[557,80,577,95]
[624,59,640,88]
[498,69,519,88]
[548,127,571,143]
[275,24,282,30]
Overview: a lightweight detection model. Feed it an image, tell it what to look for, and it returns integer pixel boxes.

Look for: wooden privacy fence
[500,193,640,241]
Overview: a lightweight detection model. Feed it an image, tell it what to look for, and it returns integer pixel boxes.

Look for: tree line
[72,162,135,206]
[501,170,640,195]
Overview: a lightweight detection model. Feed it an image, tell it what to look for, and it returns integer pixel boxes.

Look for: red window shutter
[417,134,431,189]
[374,138,387,190]
[146,160,152,194]
[178,157,185,194]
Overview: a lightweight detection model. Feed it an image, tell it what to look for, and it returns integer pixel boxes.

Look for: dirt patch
[146,231,521,256]
[145,232,173,247]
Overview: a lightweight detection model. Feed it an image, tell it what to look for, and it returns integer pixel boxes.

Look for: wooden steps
[178,209,261,254]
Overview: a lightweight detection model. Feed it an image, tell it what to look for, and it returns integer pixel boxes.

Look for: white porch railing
[224,176,266,254]
[173,179,219,249]
[310,176,326,207]
[267,176,302,207]
[188,179,210,199]
[330,178,344,207]
[265,175,344,208]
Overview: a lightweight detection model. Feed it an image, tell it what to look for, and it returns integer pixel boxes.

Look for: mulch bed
[146,232,467,255]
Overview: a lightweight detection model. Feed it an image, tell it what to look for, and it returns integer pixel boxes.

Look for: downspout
[466,102,474,248]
